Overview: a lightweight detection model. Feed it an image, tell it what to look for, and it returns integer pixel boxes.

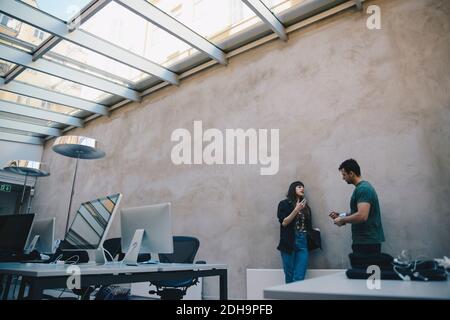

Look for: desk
[264,271,450,300]
[0,262,227,300]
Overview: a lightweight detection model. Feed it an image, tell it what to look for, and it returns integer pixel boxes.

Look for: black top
[276,199,312,253]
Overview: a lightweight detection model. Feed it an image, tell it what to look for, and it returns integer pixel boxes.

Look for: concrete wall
[32,0,450,299]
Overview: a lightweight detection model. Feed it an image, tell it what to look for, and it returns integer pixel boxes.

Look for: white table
[0,262,227,300]
[264,271,450,300]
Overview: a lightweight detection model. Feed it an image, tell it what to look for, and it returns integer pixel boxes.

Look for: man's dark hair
[286,181,304,203]
[339,159,361,176]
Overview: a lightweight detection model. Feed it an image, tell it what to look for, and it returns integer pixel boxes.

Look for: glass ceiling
[80,1,199,69]
[0,12,51,50]
[15,68,114,103]
[0,90,82,115]
[147,0,258,49]
[0,126,46,138]
[261,0,306,16]
[45,40,152,86]
[0,0,349,145]
[0,110,65,130]
[0,59,16,77]
[21,0,93,22]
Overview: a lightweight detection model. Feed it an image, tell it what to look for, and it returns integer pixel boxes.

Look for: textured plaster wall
[33,0,450,299]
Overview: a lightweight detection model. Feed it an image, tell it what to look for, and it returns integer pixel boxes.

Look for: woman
[277,181,313,283]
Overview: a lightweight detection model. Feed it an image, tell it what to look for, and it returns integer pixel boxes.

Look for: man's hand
[333,216,346,226]
[329,211,339,219]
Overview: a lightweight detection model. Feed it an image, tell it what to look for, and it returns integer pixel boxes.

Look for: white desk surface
[0,262,227,277]
[264,271,450,300]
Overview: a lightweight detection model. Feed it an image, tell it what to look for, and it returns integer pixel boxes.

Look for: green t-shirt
[350,181,385,244]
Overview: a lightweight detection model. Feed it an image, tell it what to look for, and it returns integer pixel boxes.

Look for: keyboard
[20,259,49,264]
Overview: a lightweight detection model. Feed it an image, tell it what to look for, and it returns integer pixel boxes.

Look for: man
[330,159,385,254]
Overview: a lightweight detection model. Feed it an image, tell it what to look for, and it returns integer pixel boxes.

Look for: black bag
[307,228,321,251]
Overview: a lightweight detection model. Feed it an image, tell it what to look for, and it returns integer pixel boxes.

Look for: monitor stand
[123,229,144,266]
[24,235,40,254]
[94,247,107,264]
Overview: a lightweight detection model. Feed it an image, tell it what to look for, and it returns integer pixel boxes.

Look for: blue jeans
[281,231,309,283]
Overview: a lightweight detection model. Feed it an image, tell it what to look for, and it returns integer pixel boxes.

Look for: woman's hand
[295,199,306,213]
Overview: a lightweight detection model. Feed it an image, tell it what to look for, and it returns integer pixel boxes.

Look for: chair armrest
[195,260,206,264]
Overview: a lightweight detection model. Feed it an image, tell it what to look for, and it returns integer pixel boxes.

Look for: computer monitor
[0,214,35,253]
[60,193,122,251]
[121,203,173,266]
[25,217,55,254]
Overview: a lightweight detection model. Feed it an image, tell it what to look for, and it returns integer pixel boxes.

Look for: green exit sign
[0,184,12,192]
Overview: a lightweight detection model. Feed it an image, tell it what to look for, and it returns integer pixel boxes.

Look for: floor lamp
[52,136,105,233]
[3,160,50,214]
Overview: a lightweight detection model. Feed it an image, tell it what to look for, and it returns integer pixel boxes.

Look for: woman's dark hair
[286,181,304,203]
[339,159,361,176]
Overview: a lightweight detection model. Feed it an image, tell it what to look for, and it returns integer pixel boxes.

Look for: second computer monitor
[25,217,55,254]
[121,202,173,265]
[61,193,122,250]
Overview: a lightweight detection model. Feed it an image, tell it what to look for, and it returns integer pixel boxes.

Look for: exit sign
[0,184,12,192]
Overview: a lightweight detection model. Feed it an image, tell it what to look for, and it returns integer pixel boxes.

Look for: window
[0,14,50,48]
[0,59,15,77]
[0,13,21,32]
[148,0,259,49]
[0,62,10,74]
[0,14,11,26]
[40,100,50,109]
[81,1,196,68]
[33,29,45,40]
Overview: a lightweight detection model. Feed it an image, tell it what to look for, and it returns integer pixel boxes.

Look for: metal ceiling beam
[114,0,227,65]
[0,118,61,136]
[0,43,141,101]
[4,66,25,84]
[32,37,63,62]
[0,132,43,145]
[0,79,109,116]
[4,38,63,85]
[45,51,135,88]
[0,100,84,127]
[75,0,113,28]
[242,0,288,41]
[4,0,110,84]
[0,0,179,85]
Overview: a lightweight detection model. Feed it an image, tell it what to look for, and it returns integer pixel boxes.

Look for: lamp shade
[52,135,105,159]
[3,160,50,177]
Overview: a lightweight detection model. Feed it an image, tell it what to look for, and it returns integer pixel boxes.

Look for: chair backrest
[103,238,122,261]
[103,237,151,262]
[159,236,199,264]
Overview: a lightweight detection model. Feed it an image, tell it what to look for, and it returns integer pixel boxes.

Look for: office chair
[149,236,205,300]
